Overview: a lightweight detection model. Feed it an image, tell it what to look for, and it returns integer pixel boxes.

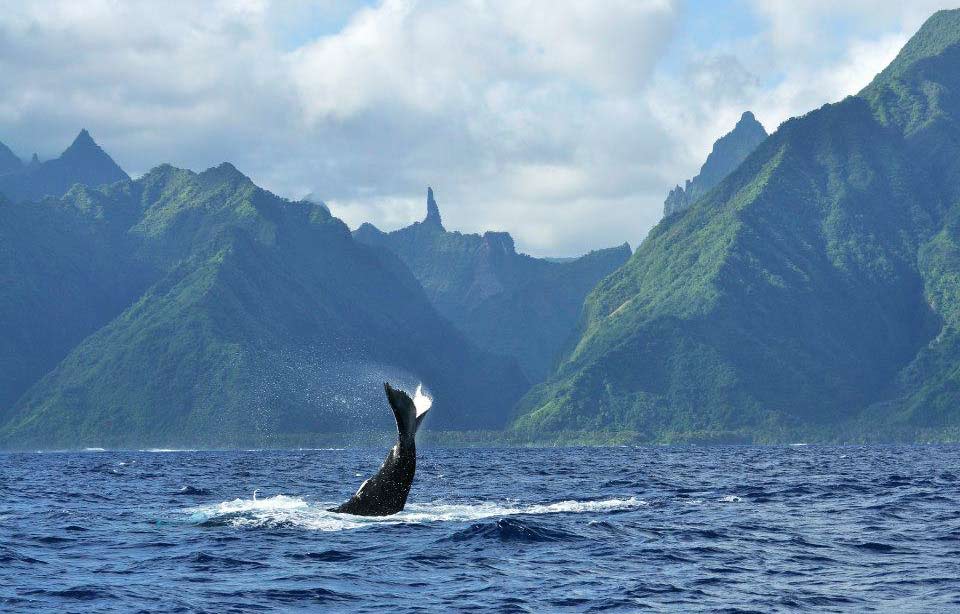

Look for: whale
[329,382,431,516]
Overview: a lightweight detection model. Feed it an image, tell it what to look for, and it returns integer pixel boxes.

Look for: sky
[0,0,953,256]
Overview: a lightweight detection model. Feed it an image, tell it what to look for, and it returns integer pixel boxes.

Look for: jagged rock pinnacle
[424,186,443,228]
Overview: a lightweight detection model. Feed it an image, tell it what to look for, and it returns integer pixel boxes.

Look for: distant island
[3,10,960,448]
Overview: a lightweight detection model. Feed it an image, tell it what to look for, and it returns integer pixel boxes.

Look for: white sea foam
[186,495,646,532]
[719,495,742,503]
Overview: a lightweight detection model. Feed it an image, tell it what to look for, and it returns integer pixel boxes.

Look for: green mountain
[0,130,129,203]
[0,164,527,449]
[354,188,631,381]
[663,111,768,217]
[514,9,960,443]
[0,189,149,412]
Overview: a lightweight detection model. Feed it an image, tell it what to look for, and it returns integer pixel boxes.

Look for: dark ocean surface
[1,445,959,612]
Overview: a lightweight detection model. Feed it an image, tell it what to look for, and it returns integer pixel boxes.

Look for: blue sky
[0,1,952,256]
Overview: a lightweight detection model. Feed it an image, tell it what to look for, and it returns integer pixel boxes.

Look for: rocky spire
[424,186,443,228]
[663,110,767,217]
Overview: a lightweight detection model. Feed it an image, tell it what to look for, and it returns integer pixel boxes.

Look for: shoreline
[3,426,960,452]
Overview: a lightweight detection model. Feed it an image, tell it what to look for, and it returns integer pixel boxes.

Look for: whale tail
[384,382,429,438]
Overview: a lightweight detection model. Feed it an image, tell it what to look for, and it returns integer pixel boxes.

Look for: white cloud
[0,1,953,256]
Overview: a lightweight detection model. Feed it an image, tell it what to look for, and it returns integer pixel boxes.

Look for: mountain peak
[61,129,103,159]
[72,128,95,147]
[663,110,767,217]
[424,186,443,228]
[731,111,766,139]
[737,111,762,129]
[198,162,251,187]
[60,129,118,164]
[860,8,960,135]
[869,9,960,85]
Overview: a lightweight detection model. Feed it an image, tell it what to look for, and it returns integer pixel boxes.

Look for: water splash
[414,383,432,417]
[185,495,646,532]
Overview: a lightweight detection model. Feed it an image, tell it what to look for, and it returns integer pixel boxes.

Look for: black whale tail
[328,383,427,516]
[384,382,425,439]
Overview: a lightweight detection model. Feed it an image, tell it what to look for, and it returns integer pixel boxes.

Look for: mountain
[0,130,129,202]
[0,164,527,449]
[353,188,632,381]
[0,189,149,412]
[0,141,22,174]
[514,10,960,443]
[663,111,768,217]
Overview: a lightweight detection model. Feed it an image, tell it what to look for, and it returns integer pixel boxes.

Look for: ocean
[1,445,958,612]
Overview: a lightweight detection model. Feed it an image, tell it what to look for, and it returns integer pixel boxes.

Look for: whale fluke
[385,383,418,440]
[329,382,431,516]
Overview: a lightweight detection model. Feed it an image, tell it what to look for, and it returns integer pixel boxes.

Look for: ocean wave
[185,495,646,531]
[444,517,581,542]
[174,486,211,496]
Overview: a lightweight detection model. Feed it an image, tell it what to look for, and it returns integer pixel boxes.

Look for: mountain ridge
[0,130,129,203]
[513,9,960,442]
[663,111,768,217]
[353,189,631,381]
[0,163,528,449]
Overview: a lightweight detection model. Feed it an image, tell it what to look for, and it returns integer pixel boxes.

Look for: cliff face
[663,111,768,217]
[354,188,631,381]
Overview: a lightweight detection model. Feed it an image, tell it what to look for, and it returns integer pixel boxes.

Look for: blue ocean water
[1,445,958,612]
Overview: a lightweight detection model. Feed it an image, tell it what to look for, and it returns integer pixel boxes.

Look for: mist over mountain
[354,188,631,381]
[514,9,960,443]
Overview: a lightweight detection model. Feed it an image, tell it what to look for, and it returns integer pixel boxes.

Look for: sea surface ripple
[1,445,959,612]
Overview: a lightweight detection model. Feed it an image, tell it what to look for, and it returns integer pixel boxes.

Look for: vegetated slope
[855,9,960,433]
[0,164,527,449]
[663,111,768,217]
[514,10,960,443]
[0,188,149,410]
[0,132,141,410]
[354,188,631,381]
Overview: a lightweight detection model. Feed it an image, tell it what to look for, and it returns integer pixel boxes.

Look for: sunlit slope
[514,10,960,441]
[1,164,526,448]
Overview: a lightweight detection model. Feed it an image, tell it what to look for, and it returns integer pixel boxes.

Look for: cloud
[0,1,953,256]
